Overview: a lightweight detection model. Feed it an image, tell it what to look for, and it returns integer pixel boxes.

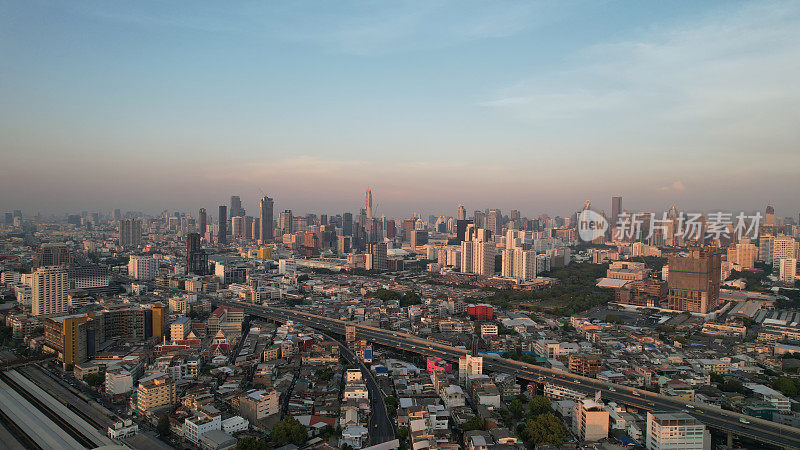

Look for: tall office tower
[217,206,227,245]
[119,218,142,248]
[343,212,353,236]
[772,235,799,267]
[456,219,473,242]
[364,189,373,219]
[35,243,70,267]
[487,209,502,236]
[198,208,207,235]
[112,209,122,221]
[457,204,466,221]
[667,246,721,313]
[611,196,622,228]
[411,229,428,249]
[513,248,537,281]
[128,255,159,281]
[259,196,274,243]
[4,212,12,224]
[402,218,416,243]
[727,238,757,269]
[230,195,243,218]
[473,240,496,275]
[338,235,352,256]
[385,220,396,239]
[473,210,485,229]
[646,412,709,450]
[366,242,388,271]
[765,204,775,226]
[31,266,68,316]
[366,218,382,243]
[231,216,244,238]
[243,216,254,239]
[460,241,474,273]
[320,214,328,226]
[251,218,260,241]
[510,209,520,222]
[186,232,208,276]
[278,209,293,235]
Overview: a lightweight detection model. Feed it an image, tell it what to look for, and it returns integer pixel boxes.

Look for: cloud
[659,181,686,192]
[480,1,800,157]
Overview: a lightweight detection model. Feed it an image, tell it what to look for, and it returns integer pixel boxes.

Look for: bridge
[221,301,800,450]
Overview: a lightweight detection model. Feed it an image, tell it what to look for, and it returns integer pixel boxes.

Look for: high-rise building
[513,248,537,281]
[646,412,708,450]
[366,242,387,271]
[129,255,159,281]
[243,215,254,239]
[667,247,722,313]
[251,217,260,241]
[198,208,207,236]
[456,219,473,242]
[186,233,208,276]
[473,210,485,229]
[779,258,797,284]
[365,189,373,219]
[231,216,244,238]
[402,219,416,243]
[473,241,495,275]
[487,209,502,236]
[136,374,176,414]
[119,218,142,248]
[611,196,622,228]
[457,205,466,221]
[31,266,68,316]
[772,236,798,267]
[259,196,274,243]
[460,241,474,274]
[278,210,293,235]
[727,238,757,269]
[230,195,243,218]
[217,205,227,245]
[338,236,352,256]
[35,243,70,267]
[343,212,353,236]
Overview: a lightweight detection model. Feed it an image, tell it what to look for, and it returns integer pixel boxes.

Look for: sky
[1,0,799,219]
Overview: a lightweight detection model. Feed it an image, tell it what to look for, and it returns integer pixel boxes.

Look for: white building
[221,416,249,434]
[128,255,158,281]
[779,258,797,283]
[105,367,134,395]
[278,259,297,275]
[459,354,483,382]
[107,420,138,439]
[184,410,221,444]
[343,383,369,400]
[31,266,68,317]
[646,412,709,450]
[480,324,498,337]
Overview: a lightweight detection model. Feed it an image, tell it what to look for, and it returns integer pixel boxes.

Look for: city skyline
[2,1,800,215]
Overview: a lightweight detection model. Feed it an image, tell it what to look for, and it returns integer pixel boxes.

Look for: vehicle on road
[740,418,750,424]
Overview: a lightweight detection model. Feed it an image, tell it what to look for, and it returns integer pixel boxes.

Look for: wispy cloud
[659,180,686,192]
[481,1,800,156]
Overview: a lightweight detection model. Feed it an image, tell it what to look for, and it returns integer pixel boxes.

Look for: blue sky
[1,0,798,218]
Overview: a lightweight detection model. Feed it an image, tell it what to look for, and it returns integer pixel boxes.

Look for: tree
[522,413,567,447]
[605,314,623,324]
[461,416,486,432]
[157,415,170,436]
[315,367,334,382]
[84,373,104,387]
[384,395,399,415]
[509,398,525,420]
[271,416,307,447]
[236,436,268,450]
[773,376,799,397]
[528,395,552,416]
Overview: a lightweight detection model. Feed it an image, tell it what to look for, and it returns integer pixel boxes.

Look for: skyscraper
[342,212,353,236]
[667,246,721,313]
[218,205,227,245]
[457,205,466,221]
[230,195,243,218]
[487,209,502,236]
[35,243,70,267]
[365,189,373,219]
[278,209,293,235]
[611,196,622,228]
[259,196,274,244]
[186,232,208,275]
[32,266,68,316]
[198,208,207,236]
[119,218,142,248]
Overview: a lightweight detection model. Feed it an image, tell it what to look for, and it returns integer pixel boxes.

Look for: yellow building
[43,313,98,366]
[136,374,176,414]
[256,247,274,260]
[152,303,167,339]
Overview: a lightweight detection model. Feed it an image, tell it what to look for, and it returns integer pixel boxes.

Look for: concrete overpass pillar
[727,431,733,449]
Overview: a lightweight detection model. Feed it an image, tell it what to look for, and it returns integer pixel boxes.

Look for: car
[632,391,640,396]
[686,404,695,409]
[608,387,616,392]
[739,418,750,424]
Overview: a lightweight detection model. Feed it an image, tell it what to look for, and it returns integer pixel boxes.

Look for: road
[336,336,395,445]
[218,301,800,450]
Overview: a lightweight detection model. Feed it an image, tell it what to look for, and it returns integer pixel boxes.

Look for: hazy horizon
[2,1,799,217]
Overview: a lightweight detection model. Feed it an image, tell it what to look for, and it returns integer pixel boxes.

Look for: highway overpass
[220,301,800,450]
